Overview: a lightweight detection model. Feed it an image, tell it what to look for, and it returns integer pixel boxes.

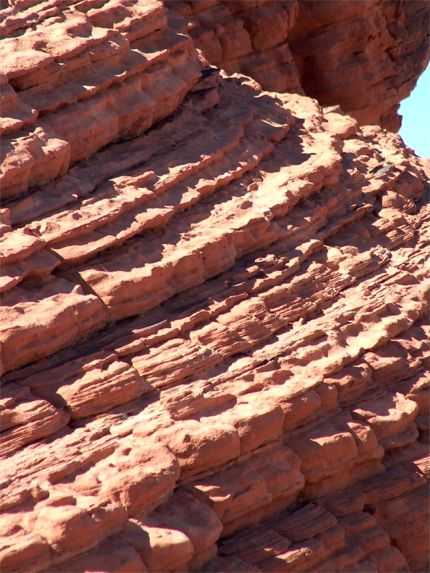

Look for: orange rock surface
[170,0,430,130]
[0,1,429,573]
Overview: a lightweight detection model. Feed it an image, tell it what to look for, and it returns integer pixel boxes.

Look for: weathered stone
[1,2,429,572]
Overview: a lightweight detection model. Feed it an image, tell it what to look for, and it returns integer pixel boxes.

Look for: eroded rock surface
[170,0,430,130]
[0,2,429,573]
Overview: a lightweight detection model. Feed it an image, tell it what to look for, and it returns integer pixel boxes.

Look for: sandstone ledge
[0,2,429,573]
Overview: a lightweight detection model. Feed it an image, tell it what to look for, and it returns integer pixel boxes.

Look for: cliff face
[287,0,430,131]
[170,0,430,130]
[0,2,429,573]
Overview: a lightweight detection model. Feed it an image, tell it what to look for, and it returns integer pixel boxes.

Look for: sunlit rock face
[0,2,429,573]
[169,0,430,131]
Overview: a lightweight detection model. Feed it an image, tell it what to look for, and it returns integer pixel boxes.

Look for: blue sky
[399,64,430,158]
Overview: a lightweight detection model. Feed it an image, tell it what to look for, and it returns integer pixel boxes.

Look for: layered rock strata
[170,0,430,130]
[0,2,429,573]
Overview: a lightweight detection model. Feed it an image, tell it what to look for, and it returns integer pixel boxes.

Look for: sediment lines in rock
[169,0,430,130]
[0,2,429,573]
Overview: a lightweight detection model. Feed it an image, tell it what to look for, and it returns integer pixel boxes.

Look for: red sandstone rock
[171,0,430,130]
[0,2,429,573]
[44,541,147,573]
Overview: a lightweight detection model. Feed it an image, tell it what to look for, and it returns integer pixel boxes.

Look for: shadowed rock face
[0,2,429,573]
[170,0,430,131]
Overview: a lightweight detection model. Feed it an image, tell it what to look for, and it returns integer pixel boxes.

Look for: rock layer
[170,0,430,130]
[0,2,429,573]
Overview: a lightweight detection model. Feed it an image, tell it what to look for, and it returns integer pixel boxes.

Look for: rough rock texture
[1,2,430,573]
[170,0,430,130]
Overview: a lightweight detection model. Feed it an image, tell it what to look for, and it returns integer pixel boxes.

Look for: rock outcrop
[170,0,430,130]
[0,2,429,573]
